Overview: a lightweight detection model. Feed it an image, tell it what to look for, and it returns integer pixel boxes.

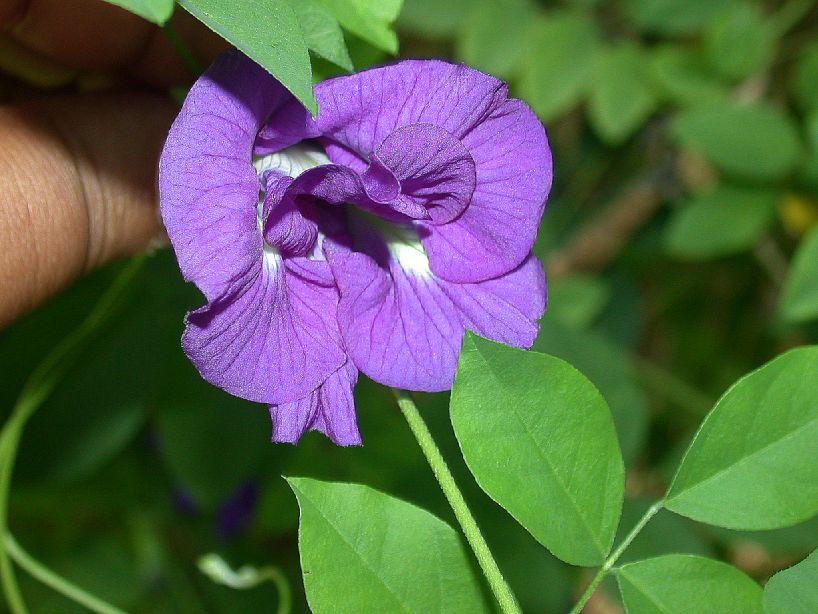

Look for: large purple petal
[314,60,508,160]
[268,362,361,446]
[159,51,317,301]
[182,258,346,405]
[326,231,545,392]
[420,98,552,282]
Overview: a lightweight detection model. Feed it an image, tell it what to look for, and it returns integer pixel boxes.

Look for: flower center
[253,143,330,178]
[356,212,431,276]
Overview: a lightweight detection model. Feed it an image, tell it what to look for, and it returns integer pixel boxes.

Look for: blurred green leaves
[287,477,489,613]
[779,226,818,323]
[588,43,657,144]
[623,0,735,36]
[451,334,624,566]
[519,13,599,122]
[665,347,818,529]
[703,2,775,81]
[455,0,535,80]
[615,555,764,614]
[663,185,778,260]
[671,102,802,181]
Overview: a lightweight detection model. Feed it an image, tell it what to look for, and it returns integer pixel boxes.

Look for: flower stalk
[392,389,522,614]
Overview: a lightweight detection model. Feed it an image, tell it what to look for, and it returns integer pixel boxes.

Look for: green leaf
[455,0,536,80]
[623,0,735,36]
[703,2,775,81]
[178,0,316,113]
[518,13,599,121]
[588,43,657,144]
[793,42,818,113]
[546,274,611,329]
[316,0,402,54]
[398,0,472,39]
[287,477,489,614]
[284,0,352,70]
[102,0,174,24]
[763,548,818,614]
[665,346,818,529]
[648,45,727,107]
[671,102,802,181]
[780,226,818,323]
[534,319,650,464]
[450,333,624,566]
[615,554,764,614]
[663,185,777,260]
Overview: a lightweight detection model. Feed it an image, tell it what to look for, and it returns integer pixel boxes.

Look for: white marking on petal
[382,224,431,276]
[253,143,330,178]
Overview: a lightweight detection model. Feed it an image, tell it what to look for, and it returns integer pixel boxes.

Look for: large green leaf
[763,548,818,614]
[103,0,174,24]
[284,0,352,70]
[663,185,777,260]
[287,477,489,614]
[178,0,315,113]
[316,0,402,54]
[450,334,624,566]
[455,0,536,80]
[703,2,775,81]
[518,13,599,121]
[588,43,657,145]
[665,347,818,529]
[616,555,764,614]
[534,319,649,464]
[671,102,802,181]
[779,226,818,323]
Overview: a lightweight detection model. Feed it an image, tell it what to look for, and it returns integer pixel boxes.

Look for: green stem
[0,256,146,613]
[392,389,522,614]
[162,23,203,75]
[568,500,664,614]
[4,534,130,614]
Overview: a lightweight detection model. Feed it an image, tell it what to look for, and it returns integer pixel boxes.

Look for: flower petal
[255,97,320,155]
[326,229,545,391]
[182,257,346,405]
[366,123,476,224]
[159,51,315,301]
[314,59,508,160]
[268,362,361,446]
[262,174,318,257]
[420,98,552,283]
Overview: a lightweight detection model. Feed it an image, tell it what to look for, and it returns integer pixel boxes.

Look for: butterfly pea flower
[159,51,552,445]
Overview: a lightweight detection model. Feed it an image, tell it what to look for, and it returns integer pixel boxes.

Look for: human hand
[0,0,226,328]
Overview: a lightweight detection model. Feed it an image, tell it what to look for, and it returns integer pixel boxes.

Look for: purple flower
[159,51,552,446]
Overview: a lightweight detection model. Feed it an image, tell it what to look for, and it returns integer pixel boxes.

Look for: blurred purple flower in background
[159,51,552,446]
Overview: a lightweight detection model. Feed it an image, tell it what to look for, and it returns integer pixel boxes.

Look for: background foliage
[1,0,818,612]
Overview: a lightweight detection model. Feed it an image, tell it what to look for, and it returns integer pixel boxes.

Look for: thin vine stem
[0,256,146,613]
[4,534,130,614]
[568,500,664,614]
[391,389,522,614]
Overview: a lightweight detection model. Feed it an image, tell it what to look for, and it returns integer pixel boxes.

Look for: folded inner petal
[262,174,318,257]
[268,362,361,446]
[182,258,346,405]
[366,123,476,224]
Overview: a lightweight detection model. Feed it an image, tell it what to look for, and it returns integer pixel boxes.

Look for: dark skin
[0,0,228,327]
